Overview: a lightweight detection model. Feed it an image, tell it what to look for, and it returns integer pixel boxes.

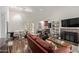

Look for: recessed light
[9,7,33,13]
[24,7,32,12]
[9,6,23,11]
[39,9,44,11]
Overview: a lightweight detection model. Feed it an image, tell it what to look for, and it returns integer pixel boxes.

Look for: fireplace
[61,31,79,44]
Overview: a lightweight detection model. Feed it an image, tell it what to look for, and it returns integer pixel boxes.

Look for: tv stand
[61,28,79,45]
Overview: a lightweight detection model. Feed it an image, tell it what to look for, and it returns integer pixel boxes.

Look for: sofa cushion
[30,35,37,41]
[35,37,53,52]
[54,47,71,53]
[46,40,58,50]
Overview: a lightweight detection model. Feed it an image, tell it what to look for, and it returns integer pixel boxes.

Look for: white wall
[0,7,7,38]
[0,8,1,38]
[8,8,33,32]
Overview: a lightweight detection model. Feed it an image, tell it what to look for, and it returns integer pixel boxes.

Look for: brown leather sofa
[27,35,48,53]
[27,33,72,53]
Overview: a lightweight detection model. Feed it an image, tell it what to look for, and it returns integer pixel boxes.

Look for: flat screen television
[61,18,79,27]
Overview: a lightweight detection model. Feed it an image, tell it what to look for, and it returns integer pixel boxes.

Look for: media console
[60,28,79,44]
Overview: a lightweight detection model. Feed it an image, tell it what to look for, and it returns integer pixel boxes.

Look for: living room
[0,6,79,53]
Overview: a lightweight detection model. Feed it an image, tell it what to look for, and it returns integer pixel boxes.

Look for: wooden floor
[9,39,32,53]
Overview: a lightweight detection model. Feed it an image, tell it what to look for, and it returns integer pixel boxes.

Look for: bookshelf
[51,21,60,39]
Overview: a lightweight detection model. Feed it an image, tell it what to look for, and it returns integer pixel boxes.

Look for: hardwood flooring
[10,39,32,53]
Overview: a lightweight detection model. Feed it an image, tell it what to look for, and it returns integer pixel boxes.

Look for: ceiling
[9,6,79,21]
